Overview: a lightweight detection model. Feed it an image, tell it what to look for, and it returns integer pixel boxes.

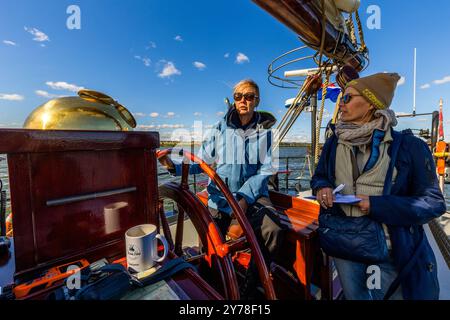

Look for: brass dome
[23,90,137,131]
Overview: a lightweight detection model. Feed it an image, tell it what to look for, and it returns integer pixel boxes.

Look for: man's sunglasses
[233,92,258,102]
[341,93,363,104]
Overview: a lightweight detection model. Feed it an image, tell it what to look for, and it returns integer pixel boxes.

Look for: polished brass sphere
[23,90,136,131]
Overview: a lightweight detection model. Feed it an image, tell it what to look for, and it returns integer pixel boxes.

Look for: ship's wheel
[156,148,276,300]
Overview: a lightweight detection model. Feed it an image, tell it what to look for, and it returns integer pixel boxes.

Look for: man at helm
[161,79,285,296]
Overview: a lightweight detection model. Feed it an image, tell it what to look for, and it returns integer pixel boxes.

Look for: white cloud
[160,124,184,129]
[167,112,175,117]
[193,112,202,116]
[235,52,250,64]
[224,53,230,58]
[46,81,84,92]
[134,55,151,67]
[433,76,450,85]
[174,35,183,42]
[142,58,151,67]
[146,41,157,49]
[150,112,159,118]
[138,124,185,130]
[136,124,155,130]
[0,122,21,128]
[0,93,24,101]
[397,76,406,86]
[283,134,309,143]
[193,61,206,71]
[3,40,16,46]
[216,111,225,117]
[139,124,185,131]
[420,84,431,90]
[158,61,181,78]
[132,112,146,117]
[35,90,63,98]
[24,26,50,42]
[322,109,331,119]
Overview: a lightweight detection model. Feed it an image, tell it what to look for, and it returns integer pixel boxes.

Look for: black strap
[134,257,196,287]
[383,231,426,300]
[79,262,128,282]
[74,264,131,300]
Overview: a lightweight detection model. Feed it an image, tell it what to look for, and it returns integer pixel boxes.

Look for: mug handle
[153,234,169,262]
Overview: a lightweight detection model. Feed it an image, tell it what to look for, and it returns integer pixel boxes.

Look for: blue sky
[1,0,450,141]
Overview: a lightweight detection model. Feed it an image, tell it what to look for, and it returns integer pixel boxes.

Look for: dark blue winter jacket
[311,125,446,300]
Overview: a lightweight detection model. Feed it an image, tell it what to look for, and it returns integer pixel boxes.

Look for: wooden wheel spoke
[158,199,174,251]
[156,148,275,300]
[175,204,185,256]
[181,161,190,190]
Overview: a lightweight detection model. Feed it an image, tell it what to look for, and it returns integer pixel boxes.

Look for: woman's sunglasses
[233,92,258,102]
[341,93,363,104]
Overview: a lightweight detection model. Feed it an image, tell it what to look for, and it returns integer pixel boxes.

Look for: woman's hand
[316,187,334,209]
[356,194,370,213]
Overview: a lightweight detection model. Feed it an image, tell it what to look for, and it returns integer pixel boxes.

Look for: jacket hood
[225,107,277,130]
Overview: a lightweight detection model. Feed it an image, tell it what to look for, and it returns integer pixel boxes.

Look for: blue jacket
[311,125,446,300]
[175,108,277,215]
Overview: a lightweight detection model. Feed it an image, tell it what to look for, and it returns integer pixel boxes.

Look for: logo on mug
[127,244,141,259]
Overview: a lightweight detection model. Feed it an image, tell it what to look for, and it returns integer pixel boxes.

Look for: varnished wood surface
[0,129,159,154]
[0,129,160,280]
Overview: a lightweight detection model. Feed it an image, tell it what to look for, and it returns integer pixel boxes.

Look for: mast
[413,48,417,116]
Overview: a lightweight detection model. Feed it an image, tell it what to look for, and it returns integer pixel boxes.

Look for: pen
[332,184,345,195]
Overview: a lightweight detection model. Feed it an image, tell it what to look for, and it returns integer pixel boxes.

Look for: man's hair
[233,79,260,97]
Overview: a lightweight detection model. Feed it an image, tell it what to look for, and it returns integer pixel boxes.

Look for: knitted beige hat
[346,72,401,109]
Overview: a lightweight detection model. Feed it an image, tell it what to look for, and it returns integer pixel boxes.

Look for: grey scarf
[335,109,398,146]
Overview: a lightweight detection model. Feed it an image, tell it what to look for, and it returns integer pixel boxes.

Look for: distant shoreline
[159,141,321,148]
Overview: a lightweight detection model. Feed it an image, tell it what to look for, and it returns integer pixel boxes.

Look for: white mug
[125,224,169,273]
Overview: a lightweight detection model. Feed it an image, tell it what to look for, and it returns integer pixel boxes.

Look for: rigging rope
[314,70,331,165]
[346,13,357,46]
[274,4,367,154]
[274,84,309,148]
[355,11,367,52]
[428,218,450,268]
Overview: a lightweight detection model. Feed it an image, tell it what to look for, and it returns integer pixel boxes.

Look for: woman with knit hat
[311,72,446,300]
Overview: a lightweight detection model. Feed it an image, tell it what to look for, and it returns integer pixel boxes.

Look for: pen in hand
[332,184,345,195]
